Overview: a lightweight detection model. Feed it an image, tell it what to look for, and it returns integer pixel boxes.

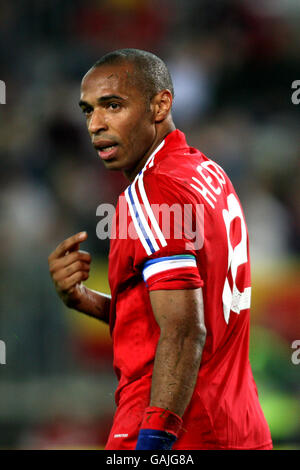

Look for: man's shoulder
[143,142,203,183]
[141,144,217,199]
[141,163,193,204]
[135,128,234,209]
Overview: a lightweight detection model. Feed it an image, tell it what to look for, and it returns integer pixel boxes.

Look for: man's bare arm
[48,232,110,324]
[149,288,206,417]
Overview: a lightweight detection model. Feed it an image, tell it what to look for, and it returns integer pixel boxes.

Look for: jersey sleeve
[126,171,204,291]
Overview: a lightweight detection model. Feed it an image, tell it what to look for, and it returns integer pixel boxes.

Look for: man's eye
[82,107,92,115]
[108,102,120,110]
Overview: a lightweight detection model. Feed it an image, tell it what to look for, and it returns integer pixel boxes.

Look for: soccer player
[48,49,273,450]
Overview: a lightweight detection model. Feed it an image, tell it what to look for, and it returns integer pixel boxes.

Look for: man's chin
[100,157,138,180]
[101,159,121,170]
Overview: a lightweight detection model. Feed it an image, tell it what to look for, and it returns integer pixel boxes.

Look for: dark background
[0,0,299,449]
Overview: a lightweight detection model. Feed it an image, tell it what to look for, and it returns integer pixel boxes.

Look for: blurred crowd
[0,0,299,449]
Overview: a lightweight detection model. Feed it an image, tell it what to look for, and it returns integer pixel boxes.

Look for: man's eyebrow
[79,95,126,108]
[97,94,126,103]
[78,100,90,108]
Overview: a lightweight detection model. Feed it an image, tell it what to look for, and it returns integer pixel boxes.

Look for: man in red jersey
[48,49,273,450]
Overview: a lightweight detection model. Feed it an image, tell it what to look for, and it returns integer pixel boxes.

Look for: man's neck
[124,121,176,182]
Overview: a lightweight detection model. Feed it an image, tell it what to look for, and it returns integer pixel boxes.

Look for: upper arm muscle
[149,288,205,337]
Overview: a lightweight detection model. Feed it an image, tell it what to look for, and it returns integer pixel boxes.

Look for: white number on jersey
[222,193,251,324]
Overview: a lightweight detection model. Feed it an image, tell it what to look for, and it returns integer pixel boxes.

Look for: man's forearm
[67,285,111,324]
[149,329,205,417]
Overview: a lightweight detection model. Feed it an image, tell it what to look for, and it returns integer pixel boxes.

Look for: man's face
[79,63,156,178]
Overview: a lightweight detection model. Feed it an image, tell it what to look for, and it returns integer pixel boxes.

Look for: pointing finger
[48,232,88,261]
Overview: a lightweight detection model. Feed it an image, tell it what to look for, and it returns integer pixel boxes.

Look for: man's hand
[48,231,91,309]
[48,232,111,323]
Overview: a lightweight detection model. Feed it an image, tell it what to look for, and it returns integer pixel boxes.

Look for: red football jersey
[105,129,272,450]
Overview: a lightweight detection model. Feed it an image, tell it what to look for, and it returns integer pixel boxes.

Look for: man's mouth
[100,145,116,152]
[94,141,119,161]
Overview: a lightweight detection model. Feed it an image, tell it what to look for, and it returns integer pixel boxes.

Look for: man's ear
[152,89,173,123]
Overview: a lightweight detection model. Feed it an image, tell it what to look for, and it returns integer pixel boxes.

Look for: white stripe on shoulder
[130,179,160,252]
[147,139,165,168]
[138,171,167,248]
[125,187,152,256]
[122,139,167,256]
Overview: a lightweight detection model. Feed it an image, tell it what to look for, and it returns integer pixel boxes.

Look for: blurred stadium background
[0,0,299,449]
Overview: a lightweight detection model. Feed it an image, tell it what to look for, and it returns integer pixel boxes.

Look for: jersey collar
[142,129,187,172]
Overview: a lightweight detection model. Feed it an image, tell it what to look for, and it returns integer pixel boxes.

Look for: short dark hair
[92,48,174,102]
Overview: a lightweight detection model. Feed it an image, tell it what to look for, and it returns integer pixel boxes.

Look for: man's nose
[88,109,108,135]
